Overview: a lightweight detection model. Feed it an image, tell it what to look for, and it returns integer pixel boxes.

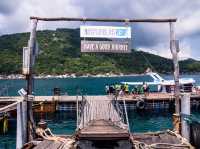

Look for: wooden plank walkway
[79,96,127,130]
[77,96,129,140]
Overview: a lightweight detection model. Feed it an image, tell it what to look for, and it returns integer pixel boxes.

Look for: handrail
[109,95,129,130]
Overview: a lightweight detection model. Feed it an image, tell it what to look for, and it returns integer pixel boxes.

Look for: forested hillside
[0,28,199,75]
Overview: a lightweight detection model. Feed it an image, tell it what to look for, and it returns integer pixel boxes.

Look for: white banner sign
[22,47,30,75]
[80,26,131,38]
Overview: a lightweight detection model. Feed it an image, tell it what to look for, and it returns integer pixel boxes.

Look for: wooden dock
[0,93,199,102]
[0,93,200,112]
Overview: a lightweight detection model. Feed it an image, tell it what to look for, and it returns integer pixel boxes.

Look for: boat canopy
[121,72,196,86]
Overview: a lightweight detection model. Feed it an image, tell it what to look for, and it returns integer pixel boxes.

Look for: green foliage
[0,28,199,75]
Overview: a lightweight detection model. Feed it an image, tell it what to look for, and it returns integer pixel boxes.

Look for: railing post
[16,101,27,149]
[76,95,79,129]
[181,93,190,141]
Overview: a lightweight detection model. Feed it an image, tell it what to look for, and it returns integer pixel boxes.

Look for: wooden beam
[26,19,38,142]
[170,22,180,114]
[170,22,181,134]
[30,16,177,23]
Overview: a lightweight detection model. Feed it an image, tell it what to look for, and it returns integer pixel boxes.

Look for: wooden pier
[0,93,200,112]
[22,95,193,149]
[0,92,199,102]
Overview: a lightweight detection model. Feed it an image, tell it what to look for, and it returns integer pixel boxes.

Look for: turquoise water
[0,74,199,148]
[1,74,199,96]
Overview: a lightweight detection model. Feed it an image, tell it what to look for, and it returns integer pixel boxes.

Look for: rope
[139,50,156,72]
[36,127,75,147]
[130,130,194,149]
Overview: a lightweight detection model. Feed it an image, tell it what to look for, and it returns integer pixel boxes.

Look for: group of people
[132,82,150,95]
[105,82,150,96]
[105,83,129,96]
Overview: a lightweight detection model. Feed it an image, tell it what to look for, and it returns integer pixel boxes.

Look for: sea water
[0,74,199,148]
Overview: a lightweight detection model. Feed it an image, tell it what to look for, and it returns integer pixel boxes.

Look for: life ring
[136,99,145,110]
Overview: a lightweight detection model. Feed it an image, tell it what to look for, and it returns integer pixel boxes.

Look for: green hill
[0,28,199,75]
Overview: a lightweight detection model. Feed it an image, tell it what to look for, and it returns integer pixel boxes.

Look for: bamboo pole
[30,16,176,23]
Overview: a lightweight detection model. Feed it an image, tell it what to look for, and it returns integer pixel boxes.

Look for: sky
[0,0,200,60]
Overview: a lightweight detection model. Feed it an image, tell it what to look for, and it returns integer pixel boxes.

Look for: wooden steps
[77,119,129,140]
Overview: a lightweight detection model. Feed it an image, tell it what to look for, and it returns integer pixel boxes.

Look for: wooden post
[170,22,181,133]
[16,101,27,149]
[76,95,79,129]
[26,19,38,141]
[181,93,190,141]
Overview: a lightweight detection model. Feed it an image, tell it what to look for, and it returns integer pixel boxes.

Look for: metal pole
[170,22,181,133]
[26,19,38,141]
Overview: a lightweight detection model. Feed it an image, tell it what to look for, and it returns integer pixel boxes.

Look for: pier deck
[0,93,200,102]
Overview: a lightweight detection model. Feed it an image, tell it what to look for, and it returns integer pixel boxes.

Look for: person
[124,83,129,95]
[143,82,149,96]
[131,86,137,95]
[109,84,115,95]
[139,85,144,94]
[116,84,121,93]
[119,89,124,97]
[105,84,109,94]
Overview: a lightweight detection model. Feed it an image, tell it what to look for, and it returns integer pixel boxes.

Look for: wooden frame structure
[20,16,180,147]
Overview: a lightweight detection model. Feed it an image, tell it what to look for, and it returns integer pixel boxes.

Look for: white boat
[121,72,196,93]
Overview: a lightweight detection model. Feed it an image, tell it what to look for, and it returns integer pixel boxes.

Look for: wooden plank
[47,141,63,149]
[0,101,19,113]
[78,120,129,140]
[34,140,53,149]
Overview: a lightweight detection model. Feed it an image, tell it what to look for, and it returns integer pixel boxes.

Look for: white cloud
[0,0,200,60]
[0,0,83,34]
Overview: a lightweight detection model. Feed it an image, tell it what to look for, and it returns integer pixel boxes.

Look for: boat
[121,72,196,93]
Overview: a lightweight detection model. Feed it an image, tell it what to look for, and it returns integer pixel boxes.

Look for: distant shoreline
[0,73,138,80]
[0,72,199,80]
